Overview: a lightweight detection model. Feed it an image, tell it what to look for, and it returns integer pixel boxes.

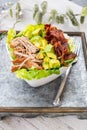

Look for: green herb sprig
[33,1,48,24]
[9,2,22,28]
[66,9,79,26]
[9,1,87,27]
[33,1,87,26]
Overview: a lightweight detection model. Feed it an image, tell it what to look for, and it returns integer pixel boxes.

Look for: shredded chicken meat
[10,36,42,72]
[45,24,76,65]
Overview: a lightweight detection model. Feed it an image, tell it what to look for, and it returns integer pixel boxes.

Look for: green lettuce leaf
[65,58,74,65]
[16,24,46,39]
[7,28,16,59]
[68,37,75,52]
[15,68,60,80]
[7,28,16,44]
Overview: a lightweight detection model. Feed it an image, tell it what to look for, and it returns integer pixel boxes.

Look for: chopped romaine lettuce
[36,51,45,59]
[15,68,60,80]
[65,58,74,65]
[7,28,16,43]
[16,24,46,39]
[68,37,75,52]
[7,28,16,59]
[7,45,15,60]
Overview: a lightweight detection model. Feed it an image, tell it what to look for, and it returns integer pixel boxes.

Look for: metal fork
[53,43,80,106]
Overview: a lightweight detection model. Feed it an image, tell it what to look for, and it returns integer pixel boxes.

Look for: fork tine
[74,46,77,54]
[74,43,80,56]
[76,44,80,56]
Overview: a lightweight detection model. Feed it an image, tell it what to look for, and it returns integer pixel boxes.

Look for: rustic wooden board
[0,31,87,116]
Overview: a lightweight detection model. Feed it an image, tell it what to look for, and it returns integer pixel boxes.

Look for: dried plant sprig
[59,15,64,24]
[33,1,87,26]
[80,6,87,24]
[48,9,57,22]
[48,9,65,24]
[41,1,48,15]
[16,2,21,12]
[80,16,85,24]
[33,4,39,19]
[66,9,79,26]
[55,15,64,24]
[9,1,87,27]
[33,1,48,24]
[15,2,22,20]
[12,19,22,29]
[9,2,22,28]
[9,2,22,19]
[34,11,43,24]
[9,8,13,18]
[9,2,13,18]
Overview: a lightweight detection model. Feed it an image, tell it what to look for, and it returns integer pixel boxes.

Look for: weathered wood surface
[0,116,87,130]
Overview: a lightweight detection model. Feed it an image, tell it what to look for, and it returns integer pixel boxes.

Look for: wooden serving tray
[0,31,87,118]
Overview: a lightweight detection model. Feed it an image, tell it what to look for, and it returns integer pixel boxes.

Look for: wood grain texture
[0,116,87,130]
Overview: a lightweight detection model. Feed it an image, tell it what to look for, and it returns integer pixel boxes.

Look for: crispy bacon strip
[45,24,76,65]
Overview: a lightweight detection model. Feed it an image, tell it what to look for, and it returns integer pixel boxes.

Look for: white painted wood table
[0,0,87,129]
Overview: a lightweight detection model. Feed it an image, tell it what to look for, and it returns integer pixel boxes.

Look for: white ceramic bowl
[6,43,69,87]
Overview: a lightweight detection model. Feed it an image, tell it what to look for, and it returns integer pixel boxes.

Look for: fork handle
[53,65,72,106]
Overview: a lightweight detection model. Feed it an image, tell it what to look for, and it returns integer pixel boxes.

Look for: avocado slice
[40,39,47,50]
[42,62,49,70]
[43,56,50,63]
[49,59,60,69]
[46,52,57,59]
[30,36,47,50]
[36,51,45,59]
[44,44,54,53]
[43,57,60,69]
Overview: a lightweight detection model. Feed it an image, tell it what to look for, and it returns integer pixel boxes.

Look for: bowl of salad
[7,24,76,87]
